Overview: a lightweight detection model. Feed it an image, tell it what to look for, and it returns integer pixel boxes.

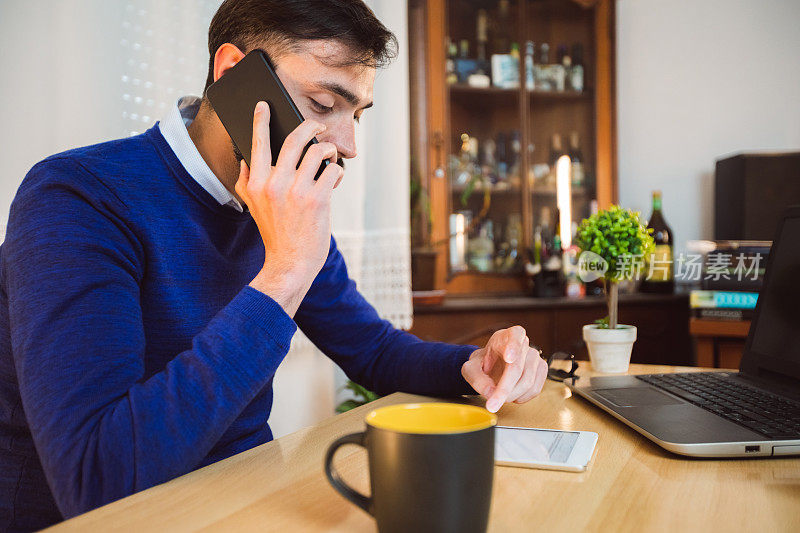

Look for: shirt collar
[158,96,244,212]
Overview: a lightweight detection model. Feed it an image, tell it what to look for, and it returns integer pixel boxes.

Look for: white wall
[0,1,129,235]
[617,0,800,253]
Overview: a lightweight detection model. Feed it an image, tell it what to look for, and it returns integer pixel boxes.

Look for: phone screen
[495,426,580,463]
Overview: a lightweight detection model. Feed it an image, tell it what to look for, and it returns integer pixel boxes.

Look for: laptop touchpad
[594,388,684,407]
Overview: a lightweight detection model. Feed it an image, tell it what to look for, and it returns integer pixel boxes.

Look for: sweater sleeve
[294,238,476,397]
[3,159,296,518]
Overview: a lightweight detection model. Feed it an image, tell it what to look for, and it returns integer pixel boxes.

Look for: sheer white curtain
[0,0,411,438]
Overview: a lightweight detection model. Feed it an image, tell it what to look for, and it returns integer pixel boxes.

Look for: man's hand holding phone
[241,101,343,317]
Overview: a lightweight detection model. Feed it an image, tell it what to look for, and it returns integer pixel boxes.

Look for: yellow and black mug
[324,402,497,533]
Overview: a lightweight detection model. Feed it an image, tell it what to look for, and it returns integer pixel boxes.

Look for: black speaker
[714,152,800,240]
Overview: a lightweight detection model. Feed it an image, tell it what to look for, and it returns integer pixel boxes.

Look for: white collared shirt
[158,96,245,212]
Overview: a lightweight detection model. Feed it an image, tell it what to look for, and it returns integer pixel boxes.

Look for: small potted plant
[335,381,380,413]
[574,206,655,373]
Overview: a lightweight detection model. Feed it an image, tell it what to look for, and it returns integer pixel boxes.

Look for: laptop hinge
[736,370,800,403]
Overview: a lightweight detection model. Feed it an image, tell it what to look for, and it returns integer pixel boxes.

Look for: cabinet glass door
[446,0,524,276]
[526,0,597,265]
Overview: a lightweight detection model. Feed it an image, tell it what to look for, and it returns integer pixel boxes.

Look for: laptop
[568,206,800,457]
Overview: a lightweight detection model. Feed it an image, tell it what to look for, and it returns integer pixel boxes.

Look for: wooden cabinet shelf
[529,186,590,196]
[529,89,592,100]
[448,84,517,96]
[450,186,590,196]
[451,185,522,195]
[448,85,592,104]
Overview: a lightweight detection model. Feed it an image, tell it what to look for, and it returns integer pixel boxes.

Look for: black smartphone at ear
[206,49,328,179]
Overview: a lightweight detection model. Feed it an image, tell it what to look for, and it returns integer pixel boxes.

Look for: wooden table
[48,364,800,532]
[690,318,751,368]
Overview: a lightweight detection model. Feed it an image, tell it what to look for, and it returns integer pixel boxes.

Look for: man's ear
[212,43,246,84]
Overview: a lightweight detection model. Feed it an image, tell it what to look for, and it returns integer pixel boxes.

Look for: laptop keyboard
[636,372,800,440]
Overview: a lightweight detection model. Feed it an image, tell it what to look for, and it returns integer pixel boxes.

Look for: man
[0,0,547,529]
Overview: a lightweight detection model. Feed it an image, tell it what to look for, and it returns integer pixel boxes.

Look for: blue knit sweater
[0,126,473,531]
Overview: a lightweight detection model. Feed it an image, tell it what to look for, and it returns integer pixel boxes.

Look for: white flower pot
[582,324,637,373]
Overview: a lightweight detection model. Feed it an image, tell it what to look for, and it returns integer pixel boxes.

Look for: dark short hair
[204,0,398,92]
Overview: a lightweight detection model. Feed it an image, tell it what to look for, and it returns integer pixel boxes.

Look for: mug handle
[324,432,372,515]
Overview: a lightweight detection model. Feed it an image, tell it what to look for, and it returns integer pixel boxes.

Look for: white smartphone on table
[494,426,598,472]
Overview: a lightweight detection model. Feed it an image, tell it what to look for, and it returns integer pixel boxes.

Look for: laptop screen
[744,214,800,381]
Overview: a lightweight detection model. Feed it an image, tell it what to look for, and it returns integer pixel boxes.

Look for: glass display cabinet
[409,0,617,295]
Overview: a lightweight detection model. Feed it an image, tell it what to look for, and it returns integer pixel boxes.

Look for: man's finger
[481,329,505,373]
[483,327,516,368]
[531,356,548,392]
[485,357,524,413]
[248,101,273,183]
[507,353,538,403]
[461,358,495,399]
[298,142,338,185]
[510,349,545,403]
[501,326,527,364]
[314,162,344,196]
[482,349,497,374]
[503,326,530,363]
[235,159,250,205]
[275,119,327,176]
[514,355,548,404]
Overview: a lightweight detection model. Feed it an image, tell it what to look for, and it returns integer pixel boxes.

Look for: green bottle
[641,191,675,293]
